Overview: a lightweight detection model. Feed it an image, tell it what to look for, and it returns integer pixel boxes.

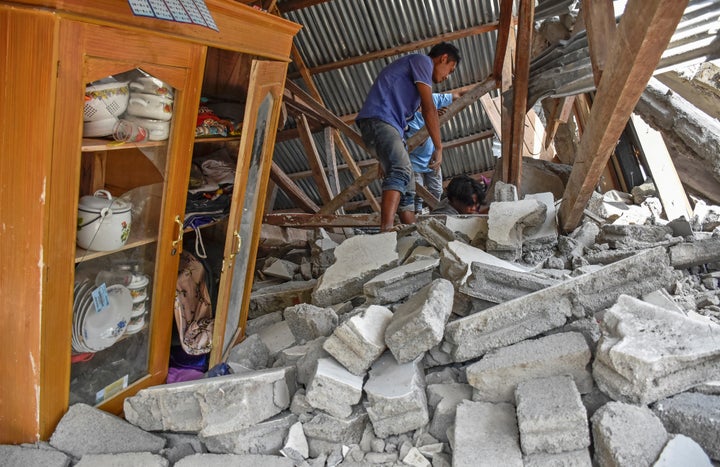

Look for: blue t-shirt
[356,54,434,136]
[406,93,453,173]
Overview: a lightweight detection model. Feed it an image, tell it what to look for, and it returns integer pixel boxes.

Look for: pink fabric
[166,366,205,384]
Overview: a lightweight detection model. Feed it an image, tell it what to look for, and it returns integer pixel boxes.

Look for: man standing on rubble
[356,42,461,232]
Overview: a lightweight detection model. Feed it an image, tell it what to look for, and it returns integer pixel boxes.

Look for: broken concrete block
[669,237,720,269]
[260,224,310,249]
[249,280,317,320]
[0,444,71,467]
[402,446,431,467]
[652,392,720,460]
[515,375,590,455]
[283,303,338,343]
[452,401,522,467]
[363,258,438,305]
[444,247,674,362]
[522,449,592,467]
[174,453,294,467]
[591,401,668,467]
[597,224,674,250]
[440,240,531,286]
[280,421,309,462]
[311,232,399,307]
[415,217,457,252]
[653,434,713,467]
[50,403,165,459]
[460,261,559,304]
[263,258,299,280]
[426,383,472,442]
[305,357,363,418]
[385,278,454,363]
[593,295,720,405]
[466,332,592,403]
[292,337,331,386]
[73,452,168,466]
[487,198,546,260]
[123,368,295,436]
[200,412,297,455]
[445,216,486,243]
[256,320,296,358]
[494,181,518,202]
[226,334,270,374]
[322,305,393,375]
[364,353,429,438]
[407,245,440,261]
[303,409,367,457]
[523,192,558,246]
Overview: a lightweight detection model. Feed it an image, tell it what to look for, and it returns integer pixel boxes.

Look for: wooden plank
[559,0,690,232]
[269,161,320,213]
[630,113,692,221]
[319,165,379,215]
[264,212,381,227]
[415,183,441,211]
[544,96,575,150]
[583,0,617,86]
[508,0,535,190]
[297,114,335,205]
[285,79,367,150]
[406,76,496,151]
[493,0,515,85]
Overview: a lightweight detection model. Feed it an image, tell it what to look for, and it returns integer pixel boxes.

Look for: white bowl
[127,93,173,121]
[129,77,174,99]
[123,115,170,141]
[83,117,118,138]
[84,81,130,122]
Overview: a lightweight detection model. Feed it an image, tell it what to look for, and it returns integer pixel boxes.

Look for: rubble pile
[5,188,720,467]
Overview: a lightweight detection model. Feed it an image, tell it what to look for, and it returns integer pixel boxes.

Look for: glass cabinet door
[211,60,290,363]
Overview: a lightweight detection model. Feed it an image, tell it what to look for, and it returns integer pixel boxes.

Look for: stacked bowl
[82,81,130,138]
[125,77,174,141]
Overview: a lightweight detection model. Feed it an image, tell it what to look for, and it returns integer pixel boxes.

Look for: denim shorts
[357,118,415,210]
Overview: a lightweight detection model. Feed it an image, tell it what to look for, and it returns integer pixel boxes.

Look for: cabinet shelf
[75,230,158,263]
[81,138,168,152]
[194,135,242,144]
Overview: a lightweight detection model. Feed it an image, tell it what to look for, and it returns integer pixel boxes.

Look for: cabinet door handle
[171,215,184,254]
[229,231,242,260]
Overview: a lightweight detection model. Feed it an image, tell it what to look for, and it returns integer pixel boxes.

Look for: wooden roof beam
[558,0,690,232]
[269,161,320,213]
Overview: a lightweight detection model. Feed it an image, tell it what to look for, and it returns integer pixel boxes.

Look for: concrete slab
[452,401,522,467]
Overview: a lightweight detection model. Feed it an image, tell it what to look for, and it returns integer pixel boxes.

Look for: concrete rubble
[7,188,720,466]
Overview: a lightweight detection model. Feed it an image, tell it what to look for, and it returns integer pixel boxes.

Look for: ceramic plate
[82,284,132,351]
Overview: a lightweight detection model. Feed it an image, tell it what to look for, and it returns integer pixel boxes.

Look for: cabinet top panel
[6,0,301,61]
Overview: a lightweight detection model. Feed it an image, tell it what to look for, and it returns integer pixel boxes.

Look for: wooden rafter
[583,0,617,86]
[506,0,535,191]
[493,0,514,86]
[297,114,335,206]
[289,22,503,78]
[269,161,320,213]
[558,0,690,232]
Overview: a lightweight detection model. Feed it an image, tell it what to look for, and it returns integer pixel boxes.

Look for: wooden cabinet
[0,0,299,443]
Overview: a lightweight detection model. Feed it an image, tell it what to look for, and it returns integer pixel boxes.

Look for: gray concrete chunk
[123,368,295,436]
[311,232,399,307]
[426,383,472,442]
[73,452,169,467]
[174,453,294,467]
[593,295,720,405]
[652,392,720,460]
[49,403,165,459]
[466,332,592,402]
[364,353,429,438]
[249,280,316,320]
[305,357,363,418]
[322,305,393,375]
[522,449,592,467]
[385,278,454,363]
[515,375,590,455]
[283,303,338,343]
[590,401,668,467]
[0,445,71,467]
[653,434,713,467]
[445,247,674,362]
[200,412,297,455]
[460,261,559,304]
[452,401,523,467]
[363,258,439,305]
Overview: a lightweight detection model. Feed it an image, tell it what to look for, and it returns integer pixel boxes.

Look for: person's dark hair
[446,174,486,207]
[428,42,461,65]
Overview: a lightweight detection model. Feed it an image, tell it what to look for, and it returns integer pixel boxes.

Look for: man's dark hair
[446,174,486,207]
[428,42,461,65]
